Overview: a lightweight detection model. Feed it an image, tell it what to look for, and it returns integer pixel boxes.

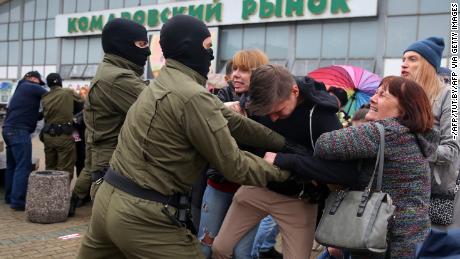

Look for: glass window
[418,15,450,49]
[242,26,265,51]
[322,22,349,58]
[349,21,378,58]
[47,0,60,18]
[219,28,242,60]
[125,0,139,7]
[60,65,73,79]
[63,0,76,14]
[420,0,450,14]
[8,41,19,65]
[387,0,417,15]
[91,0,105,11]
[109,0,123,9]
[35,0,47,20]
[141,0,156,5]
[88,37,103,63]
[46,19,55,38]
[23,21,34,40]
[8,23,19,40]
[0,24,7,40]
[10,0,21,22]
[70,64,86,77]
[77,0,90,12]
[265,25,289,59]
[296,23,321,59]
[34,40,45,65]
[386,16,417,57]
[23,40,34,65]
[0,2,9,23]
[0,42,7,65]
[34,20,46,39]
[61,38,75,64]
[24,0,36,21]
[84,64,98,78]
[74,38,89,64]
[46,38,58,64]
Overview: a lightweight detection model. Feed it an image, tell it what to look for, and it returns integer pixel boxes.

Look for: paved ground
[0,129,91,258]
[0,127,323,259]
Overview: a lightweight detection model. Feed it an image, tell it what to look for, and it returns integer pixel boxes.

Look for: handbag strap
[365,123,385,192]
[309,105,317,151]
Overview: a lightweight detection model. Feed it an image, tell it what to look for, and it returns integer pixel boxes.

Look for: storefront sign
[55,0,378,37]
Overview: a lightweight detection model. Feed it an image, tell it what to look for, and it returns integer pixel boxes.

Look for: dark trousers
[2,128,32,209]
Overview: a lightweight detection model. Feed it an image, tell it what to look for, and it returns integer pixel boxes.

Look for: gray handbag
[314,123,396,253]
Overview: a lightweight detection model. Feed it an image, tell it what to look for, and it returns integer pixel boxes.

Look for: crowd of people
[2,14,459,259]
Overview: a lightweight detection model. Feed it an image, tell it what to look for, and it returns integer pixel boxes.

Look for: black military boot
[68,193,80,217]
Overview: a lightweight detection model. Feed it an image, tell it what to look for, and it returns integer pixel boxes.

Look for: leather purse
[314,123,396,253]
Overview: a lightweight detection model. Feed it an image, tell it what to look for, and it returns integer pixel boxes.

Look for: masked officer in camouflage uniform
[41,73,82,178]
[77,15,294,259]
[69,18,150,215]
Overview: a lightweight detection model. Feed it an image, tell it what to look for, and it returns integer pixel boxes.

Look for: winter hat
[46,73,62,87]
[24,71,45,85]
[102,18,151,67]
[404,37,445,72]
[160,15,213,79]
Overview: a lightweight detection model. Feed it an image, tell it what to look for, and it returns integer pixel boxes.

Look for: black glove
[281,139,312,156]
[267,176,303,197]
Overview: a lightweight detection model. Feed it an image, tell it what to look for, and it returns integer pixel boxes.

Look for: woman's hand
[264,152,277,164]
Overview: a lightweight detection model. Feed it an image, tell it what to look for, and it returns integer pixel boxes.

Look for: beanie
[102,18,151,67]
[46,73,62,87]
[404,37,445,72]
[160,15,212,79]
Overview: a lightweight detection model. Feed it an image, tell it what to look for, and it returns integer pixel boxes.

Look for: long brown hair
[381,76,434,133]
[409,57,444,105]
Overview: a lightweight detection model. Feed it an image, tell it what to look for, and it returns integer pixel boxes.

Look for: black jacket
[260,77,359,197]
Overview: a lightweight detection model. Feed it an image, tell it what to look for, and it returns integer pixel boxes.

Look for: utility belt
[103,168,196,233]
[42,122,74,136]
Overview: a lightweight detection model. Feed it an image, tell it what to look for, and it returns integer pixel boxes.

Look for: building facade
[0,0,452,88]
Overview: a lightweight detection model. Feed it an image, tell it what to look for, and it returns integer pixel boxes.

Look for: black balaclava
[46,73,62,87]
[102,18,151,67]
[160,15,214,79]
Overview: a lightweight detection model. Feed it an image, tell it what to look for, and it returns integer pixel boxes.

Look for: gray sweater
[429,85,460,195]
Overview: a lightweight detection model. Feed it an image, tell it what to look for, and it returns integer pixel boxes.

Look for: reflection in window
[60,65,73,79]
[9,23,19,40]
[83,64,98,78]
[34,40,45,65]
[46,38,58,64]
[266,25,289,59]
[46,19,55,38]
[34,20,46,39]
[22,40,34,65]
[349,21,378,58]
[23,21,34,40]
[35,0,47,20]
[70,65,86,78]
[24,0,36,21]
[61,38,75,64]
[385,16,417,57]
[243,26,265,51]
[48,0,60,18]
[0,42,7,65]
[88,37,103,64]
[63,0,76,14]
[322,23,349,59]
[0,3,9,23]
[10,0,21,22]
[0,24,7,41]
[418,15,450,46]
[74,38,89,64]
[296,23,322,59]
[8,41,19,65]
[219,28,242,61]
[77,0,90,12]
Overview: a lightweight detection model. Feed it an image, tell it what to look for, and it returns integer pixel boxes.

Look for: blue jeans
[2,128,32,209]
[251,215,279,257]
[198,185,258,259]
[317,248,351,259]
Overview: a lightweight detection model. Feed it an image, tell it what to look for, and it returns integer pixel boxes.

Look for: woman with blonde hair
[198,49,272,258]
[402,37,460,229]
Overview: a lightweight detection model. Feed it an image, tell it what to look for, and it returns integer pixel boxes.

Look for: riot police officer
[77,15,292,259]
[42,73,82,177]
[69,18,150,215]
